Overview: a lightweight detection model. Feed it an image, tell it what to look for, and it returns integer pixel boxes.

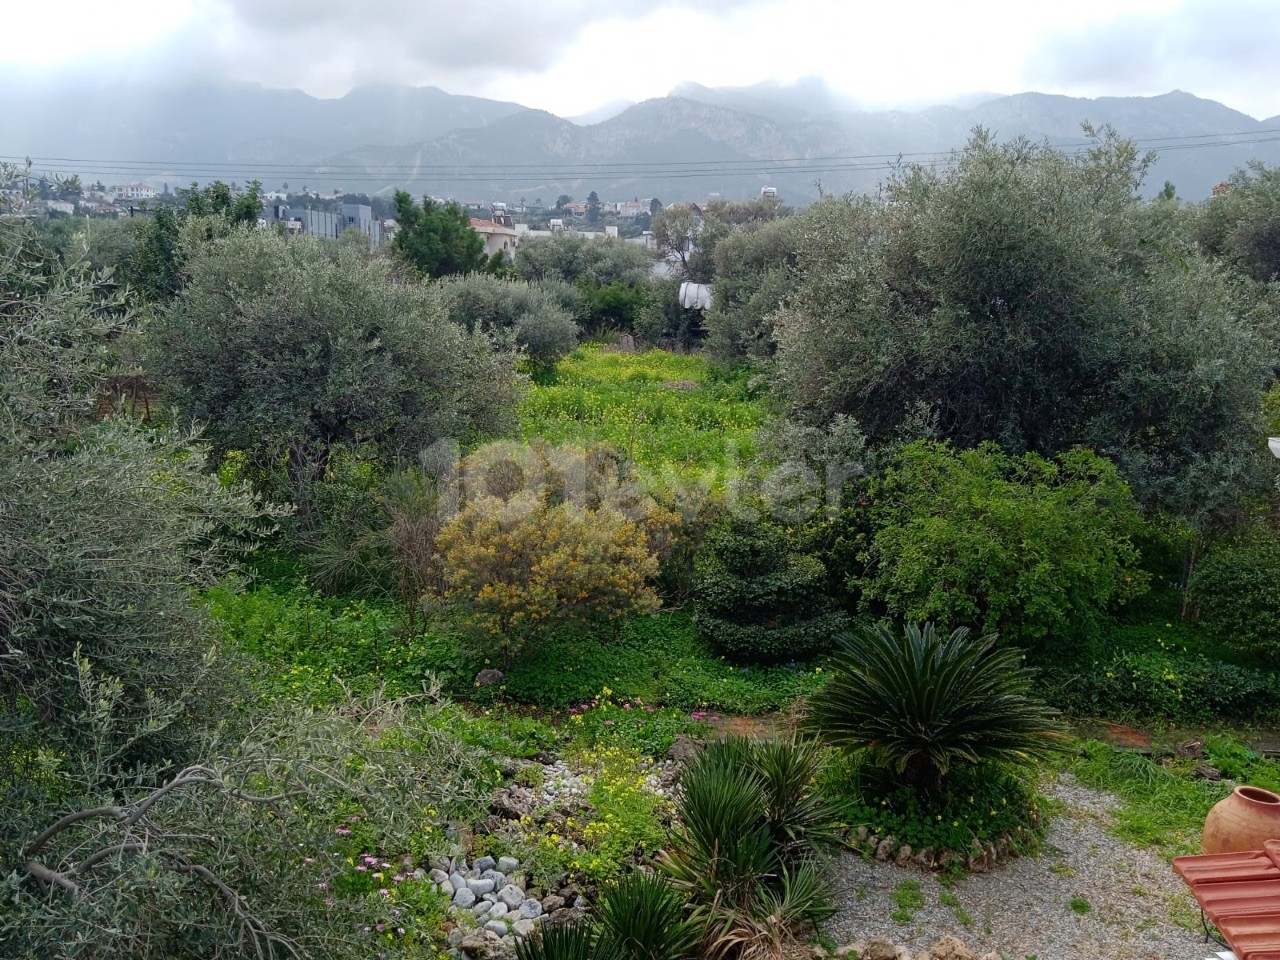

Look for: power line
[6,128,1279,186]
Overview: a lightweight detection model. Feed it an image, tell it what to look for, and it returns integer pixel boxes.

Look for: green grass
[890,879,925,925]
[519,345,767,485]
[209,579,820,715]
[939,890,973,927]
[1068,895,1092,915]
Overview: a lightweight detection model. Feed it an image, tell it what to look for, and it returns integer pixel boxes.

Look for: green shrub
[693,512,849,662]
[822,753,1044,860]
[806,623,1068,791]
[1041,649,1280,724]
[860,442,1149,653]
[1188,530,1280,666]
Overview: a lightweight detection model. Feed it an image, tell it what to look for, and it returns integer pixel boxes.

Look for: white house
[470,216,519,258]
[111,182,157,201]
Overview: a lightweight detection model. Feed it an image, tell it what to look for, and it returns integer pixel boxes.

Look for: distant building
[266,202,383,246]
[46,200,76,215]
[470,213,519,258]
[761,186,778,198]
[1212,181,1230,197]
[111,182,157,201]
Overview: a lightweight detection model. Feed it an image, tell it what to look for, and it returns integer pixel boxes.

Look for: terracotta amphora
[1203,785,1280,854]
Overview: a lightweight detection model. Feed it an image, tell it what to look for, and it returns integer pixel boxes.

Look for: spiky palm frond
[805,622,1067,789]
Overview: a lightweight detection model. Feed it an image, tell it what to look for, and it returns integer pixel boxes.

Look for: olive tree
[435,272,580,370]
[148,230,522,520]
[773,128,1277,522]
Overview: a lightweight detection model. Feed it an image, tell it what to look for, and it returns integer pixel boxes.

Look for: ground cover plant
[519,345,766,482]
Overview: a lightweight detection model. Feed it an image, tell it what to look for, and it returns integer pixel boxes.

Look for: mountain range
[4,78,1277,203]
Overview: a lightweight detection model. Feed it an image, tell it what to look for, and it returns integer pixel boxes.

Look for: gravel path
[825,774,1214,960]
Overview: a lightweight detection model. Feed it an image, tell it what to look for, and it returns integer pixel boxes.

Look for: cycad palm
[805,622,1067,791]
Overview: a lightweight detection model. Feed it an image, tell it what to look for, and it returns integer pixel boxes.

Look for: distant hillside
[3,80,1276,201]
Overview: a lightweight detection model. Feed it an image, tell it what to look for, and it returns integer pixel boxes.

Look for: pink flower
[356,865,367,871]
[376,924,385,932]
[378,888,390,897]
[393,874,405,882]
[603,720,614,726]
[691,711,706,720]
[622,703,632,711]
[303,857,315,864]
[324,897,335,907]
[362,855,378,863]
[315,882,328,890]
[709,716,720,722]
[645,706,655,713]
[334,826,352,835]
[381,862,391,869]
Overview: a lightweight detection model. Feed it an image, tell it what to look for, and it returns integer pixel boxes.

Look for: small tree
[586,190,601,224]
[860,441,1149,653]
[391,190,485,278]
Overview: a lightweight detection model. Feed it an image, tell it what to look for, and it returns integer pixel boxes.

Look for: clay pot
[1203,785,1280,854]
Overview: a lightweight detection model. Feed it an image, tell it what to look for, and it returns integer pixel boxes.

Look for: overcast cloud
[4,0,1279,119]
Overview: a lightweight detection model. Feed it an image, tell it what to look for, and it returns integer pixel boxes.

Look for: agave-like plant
[594,871,701,960]
[657,737,839,959]
[805,622,1068,791]
[514,920,598,960]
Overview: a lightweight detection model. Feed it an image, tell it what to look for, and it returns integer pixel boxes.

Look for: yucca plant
[515,920,598,960]
[594,871,701,960]
[657,738,838,959]
[805,622,1068,792]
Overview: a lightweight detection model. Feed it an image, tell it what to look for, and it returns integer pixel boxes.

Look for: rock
[1194,762,1223,781]
[895,843,914,867]
[483,919,509,937]
[875,837,896,861]
[496,856,520,874]
[489,902,509,919]
[450,872,469,892]
[541,894,566,913]
[861,938,899,960]
[438,881,453,896]
[453,887,478,909]
[475,668,505,687]
[497,884,525,910]
[1178,738,1205,759]
[429,868,450,885]
[547,907,583,926]
[490,791,533,821]
[914,846,934,869]
[558,884,581,903]
[468,878,497,896]
[518,898,543,919]
[979,954,1002,960]
[474,855,497,872]
[855,825,869,843]
[930,936,976,960]
[512,918,537,938]
[668,735,702,762]
[459,932,494,958]
[894,949,911,960]
[473,901,493,918]
[482,869,507,886]
[412,868,426,881]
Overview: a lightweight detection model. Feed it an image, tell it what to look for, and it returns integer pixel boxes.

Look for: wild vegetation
[3,129,1279,960]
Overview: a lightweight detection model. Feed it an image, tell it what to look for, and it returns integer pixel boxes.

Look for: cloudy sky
[6,0,1280,118]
